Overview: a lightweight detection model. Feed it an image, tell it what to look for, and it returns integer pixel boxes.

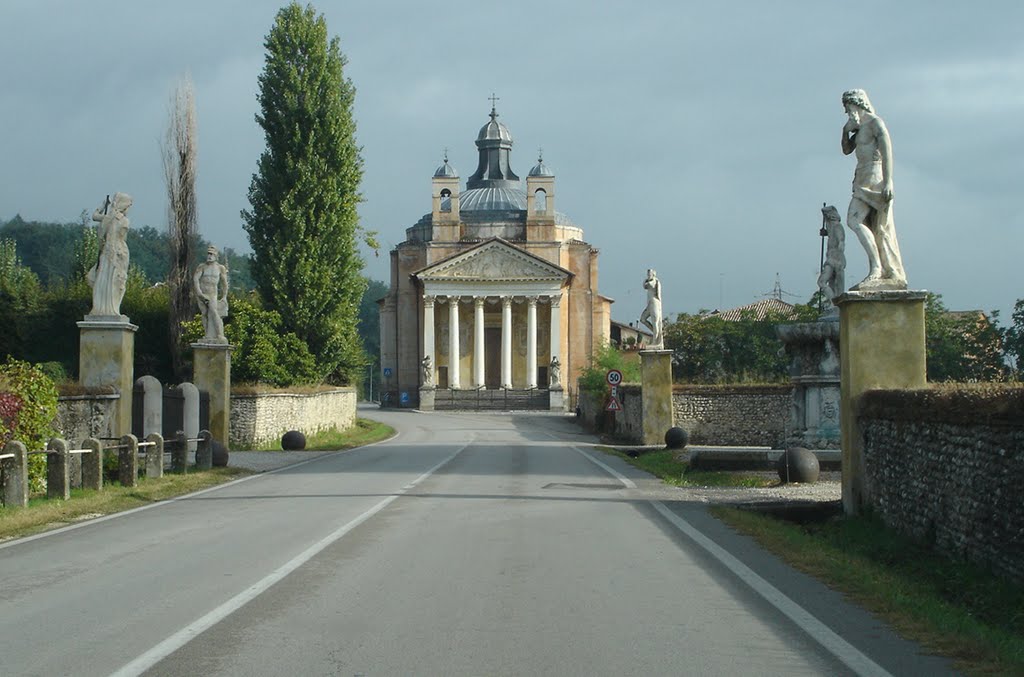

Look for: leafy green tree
[578,343,641,394]
[924,293,1007,382]
[242,2,367,383]
[1003,299,1024,378]
[664,310,790,383]
[0,239,44,360]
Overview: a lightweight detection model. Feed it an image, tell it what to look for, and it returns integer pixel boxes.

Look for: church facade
[378,106,611,409]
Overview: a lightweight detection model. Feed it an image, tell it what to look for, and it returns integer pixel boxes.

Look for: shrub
[578,343,641,394]
[0,358,59,494]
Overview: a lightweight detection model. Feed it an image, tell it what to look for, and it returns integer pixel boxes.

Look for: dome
[434,159,457,178]
[528,158,553,177]
[477,113,513,144]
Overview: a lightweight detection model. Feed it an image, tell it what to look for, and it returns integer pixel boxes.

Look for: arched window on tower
[440,188,452,213]
[534,188,547,214]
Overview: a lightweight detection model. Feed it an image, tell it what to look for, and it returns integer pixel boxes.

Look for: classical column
[527,296,538,389]
[423,295,435,386]
[448,296,461,389]
[474,296,486,388]
[549,292,562,365]
[501,296,513,388]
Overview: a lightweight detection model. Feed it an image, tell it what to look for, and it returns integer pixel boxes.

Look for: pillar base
[78,318,137,436]
[192,342,233,449]
[640,349,674,446]
[549,387,566,412]
[836,290,926,515]
[418,387,436,411]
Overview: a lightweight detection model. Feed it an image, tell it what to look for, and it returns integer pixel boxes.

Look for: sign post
[606,369,623,412]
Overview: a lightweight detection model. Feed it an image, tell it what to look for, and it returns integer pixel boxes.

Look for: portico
[415,238,570,391]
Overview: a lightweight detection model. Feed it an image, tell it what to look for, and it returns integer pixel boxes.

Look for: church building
[378,105,611,409]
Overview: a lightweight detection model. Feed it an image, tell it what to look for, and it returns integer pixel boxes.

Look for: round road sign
[606,369,623,386]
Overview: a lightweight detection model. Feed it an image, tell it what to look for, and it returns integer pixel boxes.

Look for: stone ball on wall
[665,427,689,449]
[212,440,229,467]
[281,430,307,451]
[777,447,820,484]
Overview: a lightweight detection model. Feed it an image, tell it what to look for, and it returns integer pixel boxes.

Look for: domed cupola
[528,153,554,178]
[467,100,520,190]
[434,154,458,178]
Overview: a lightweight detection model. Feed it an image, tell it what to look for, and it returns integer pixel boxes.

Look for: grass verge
[238,418,394,451]
[712,507,1024,675]
[598,446,774,488]
[0,467,248,543]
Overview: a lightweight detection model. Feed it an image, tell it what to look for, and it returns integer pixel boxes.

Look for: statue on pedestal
[817,205,846,305]
[841,89,906,290]
[421,355,433,387]
[193,246,229,343]
[87,192,132,318]
[549,356,561,389]
[639,268,664,349]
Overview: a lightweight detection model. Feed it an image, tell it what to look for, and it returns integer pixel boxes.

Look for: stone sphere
[281,430,307,451]
[776,447,820,484]
[211,440,229,467]
[664,427,689,449]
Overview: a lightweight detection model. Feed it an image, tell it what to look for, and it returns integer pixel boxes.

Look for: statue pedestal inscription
[836,290,926,515]
[192,342,233,449]
[78,318,138,437]
[640,349,674,445]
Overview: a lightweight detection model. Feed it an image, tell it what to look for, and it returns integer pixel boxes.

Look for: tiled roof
[704,298,797,322]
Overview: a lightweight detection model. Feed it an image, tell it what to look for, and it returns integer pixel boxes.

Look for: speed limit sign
[606,369,623,386]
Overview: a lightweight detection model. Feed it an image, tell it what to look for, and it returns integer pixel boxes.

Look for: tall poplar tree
[243,2,366,382]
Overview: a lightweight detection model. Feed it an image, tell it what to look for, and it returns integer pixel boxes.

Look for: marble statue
[817,205,846,304]
[193,246,229,342]
[549,356,561,388]
[87,192,132,317]
[841,89,907,290]
[639,268,664,349]
[421,355,433,386]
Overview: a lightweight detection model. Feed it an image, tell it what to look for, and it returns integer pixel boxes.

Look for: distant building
[703,297,798,322]
[610,320,652,349]
[378,105,611,409]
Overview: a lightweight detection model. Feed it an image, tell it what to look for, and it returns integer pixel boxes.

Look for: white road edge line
[109,441,464,677]
[0,430,402,551]
[573,444,892,677]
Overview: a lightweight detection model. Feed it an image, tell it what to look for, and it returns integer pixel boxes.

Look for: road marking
[109,442,466,677]
[569,443,892,676]
[0,432,402,551]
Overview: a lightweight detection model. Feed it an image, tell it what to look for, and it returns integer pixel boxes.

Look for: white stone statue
[841,89,907,290]
[549,356,561,388]
[639,268,664,349]
[421,355,433,386]
[193,246,229,342]
[87,192,132,318]
[817,205,846,304]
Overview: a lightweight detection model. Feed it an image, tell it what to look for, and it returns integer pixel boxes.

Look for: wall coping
[230,387,355,401]
[58,393,120,402]
[673,384,791,395]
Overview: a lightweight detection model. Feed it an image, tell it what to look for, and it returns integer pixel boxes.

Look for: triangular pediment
[415,239,571,283]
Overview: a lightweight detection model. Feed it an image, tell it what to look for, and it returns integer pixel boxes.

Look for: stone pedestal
[192,342,232,449]
[78,318,138,436]
[640,349,674,446]
[549,387,566,412]
[776,318,841,450]
[418,386,435,411]
[836,290,926,515]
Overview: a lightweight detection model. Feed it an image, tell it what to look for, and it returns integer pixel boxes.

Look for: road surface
[0,407,956,676]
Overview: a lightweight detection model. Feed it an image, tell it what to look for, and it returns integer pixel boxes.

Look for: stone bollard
[81,438,103,491]
[118,434,139,488]
[2,440,28,507]
[145,433,164,479]
[195,430,213,471]
[46,438,70,500]
[170,430,188,474]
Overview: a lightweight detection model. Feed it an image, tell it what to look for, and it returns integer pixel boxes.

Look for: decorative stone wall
[672,385,791,448]
[230,388,358,449]
[55,393,119,443]
[859,387,1024,584]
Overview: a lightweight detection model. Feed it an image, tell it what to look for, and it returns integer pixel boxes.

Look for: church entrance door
[485,328,501,389]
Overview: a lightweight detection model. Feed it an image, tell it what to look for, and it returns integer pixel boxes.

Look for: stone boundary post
[46,438,70,500]
[195,430,213,471]
[145,433,164,479]
[2,440,28,507]
[118,434,139,488]
[171,430,188,474]
[81,437,103,491]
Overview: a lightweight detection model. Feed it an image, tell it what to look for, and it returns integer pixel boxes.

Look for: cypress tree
[243,2,366,382]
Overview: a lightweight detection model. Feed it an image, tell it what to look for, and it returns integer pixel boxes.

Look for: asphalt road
[0,408,957,676]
